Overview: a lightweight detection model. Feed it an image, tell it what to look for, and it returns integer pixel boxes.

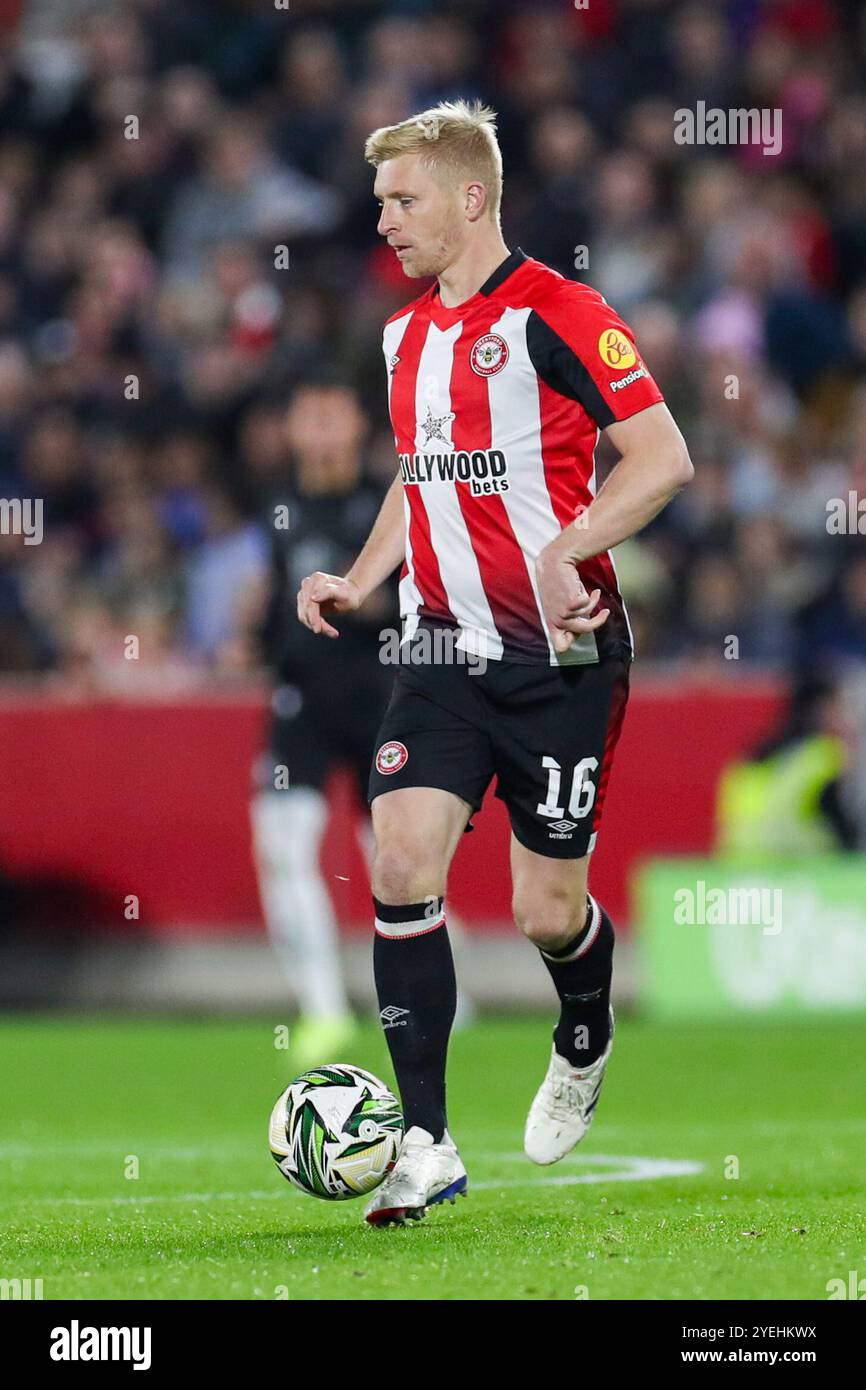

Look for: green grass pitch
[1,1013,864,1301]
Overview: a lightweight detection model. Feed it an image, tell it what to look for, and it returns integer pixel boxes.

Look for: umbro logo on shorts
[376,740,408,775]
[380,1005,410,1028]
[548,819,578,835]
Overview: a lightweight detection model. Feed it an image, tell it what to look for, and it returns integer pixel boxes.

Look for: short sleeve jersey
[383,247,664,664]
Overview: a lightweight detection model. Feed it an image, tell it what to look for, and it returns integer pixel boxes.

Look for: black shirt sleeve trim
[527,309,615,428]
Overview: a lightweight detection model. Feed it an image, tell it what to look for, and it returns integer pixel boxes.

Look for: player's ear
[464,181,487,222]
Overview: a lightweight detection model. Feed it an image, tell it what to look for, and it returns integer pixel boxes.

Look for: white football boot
[524,1008,615,1165]
[364,1125,468,1226]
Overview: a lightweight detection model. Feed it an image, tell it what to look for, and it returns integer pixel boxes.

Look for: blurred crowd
[1,0,865,690]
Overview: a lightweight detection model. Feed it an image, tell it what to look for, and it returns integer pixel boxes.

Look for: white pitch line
[479,1151,692,1165]
[6,1117,866,1162]
[0,1141,250,1158]
[4,1189,285,1208]
[2,1155,702,1206]
[472,1155,703,1189]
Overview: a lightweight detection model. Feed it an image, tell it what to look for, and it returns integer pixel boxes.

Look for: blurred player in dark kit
[251,377,396,1068]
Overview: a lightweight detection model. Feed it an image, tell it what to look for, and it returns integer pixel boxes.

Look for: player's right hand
[296,572,362,639]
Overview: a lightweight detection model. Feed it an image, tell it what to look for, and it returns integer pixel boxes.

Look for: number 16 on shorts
[536,755,598,831]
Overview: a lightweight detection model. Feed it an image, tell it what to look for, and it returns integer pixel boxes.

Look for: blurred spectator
[183,482,268,667]
[0,0,862,689]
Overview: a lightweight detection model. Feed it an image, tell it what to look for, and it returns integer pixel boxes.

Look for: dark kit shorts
[367,644,630,859]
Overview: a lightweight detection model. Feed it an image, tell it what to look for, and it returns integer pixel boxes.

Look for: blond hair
[364,99,503,224]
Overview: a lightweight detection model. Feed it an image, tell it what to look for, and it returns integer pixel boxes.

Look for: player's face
[374,153,465,280]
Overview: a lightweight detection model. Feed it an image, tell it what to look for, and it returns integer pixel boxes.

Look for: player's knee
[371,845,444,907]
[513,887,583,951]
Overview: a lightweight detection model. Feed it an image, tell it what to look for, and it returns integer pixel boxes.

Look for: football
[269,1064,403,1199]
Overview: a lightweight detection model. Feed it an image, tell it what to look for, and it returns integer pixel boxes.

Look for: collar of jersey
[427,247,527,327]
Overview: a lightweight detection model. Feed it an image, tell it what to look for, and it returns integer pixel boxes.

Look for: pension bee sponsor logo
[399,448,510,497]
[597,329,637,371]
[610,364,648,393]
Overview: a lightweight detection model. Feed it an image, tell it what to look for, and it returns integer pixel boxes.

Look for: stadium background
[2,0,866,1309]
[0,0,865,1012]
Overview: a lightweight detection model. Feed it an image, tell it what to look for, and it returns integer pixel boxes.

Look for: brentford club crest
[470,333,509,377]
[376,740,408,775]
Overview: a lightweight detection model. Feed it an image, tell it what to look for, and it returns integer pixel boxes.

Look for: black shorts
[367,651,630,859]
[255,673,392,804]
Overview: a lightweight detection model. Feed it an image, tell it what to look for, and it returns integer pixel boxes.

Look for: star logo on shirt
[420,405,455,447]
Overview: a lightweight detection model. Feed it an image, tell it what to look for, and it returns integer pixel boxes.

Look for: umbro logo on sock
[563,987,604,1004]
[380,1005,410,1028]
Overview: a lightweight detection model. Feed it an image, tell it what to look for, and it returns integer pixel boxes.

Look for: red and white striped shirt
[383,247,664,665]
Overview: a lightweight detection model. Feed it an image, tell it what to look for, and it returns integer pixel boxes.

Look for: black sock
[373,896,456,1143]
[539,894,614,1068]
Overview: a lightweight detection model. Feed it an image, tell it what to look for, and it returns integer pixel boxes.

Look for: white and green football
[269,1064,404,1200]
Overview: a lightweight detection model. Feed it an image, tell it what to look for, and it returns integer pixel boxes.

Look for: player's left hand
[297,571,362,638]
[536,550,609,654]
